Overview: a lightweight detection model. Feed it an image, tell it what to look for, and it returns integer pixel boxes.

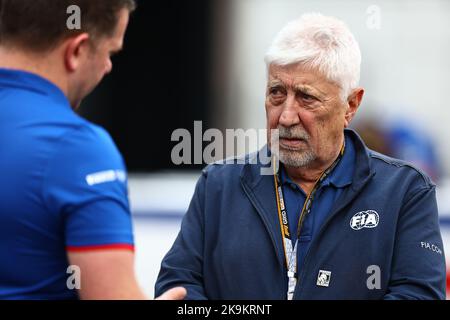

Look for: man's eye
[299,92,316,102]
[270,88,284,96]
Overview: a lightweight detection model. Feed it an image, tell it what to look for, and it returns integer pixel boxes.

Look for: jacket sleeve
[155,171,208,300]
[384,185,446,300]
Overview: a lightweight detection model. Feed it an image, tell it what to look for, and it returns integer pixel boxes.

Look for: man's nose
[279,95,300,127]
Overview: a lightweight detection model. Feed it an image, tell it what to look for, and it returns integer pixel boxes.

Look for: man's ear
[344,87,364,128]
[64,33,90,72]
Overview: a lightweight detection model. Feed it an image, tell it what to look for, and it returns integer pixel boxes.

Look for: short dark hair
[0,0,136,52]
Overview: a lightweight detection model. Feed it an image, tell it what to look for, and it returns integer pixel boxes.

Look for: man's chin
[71,83,100,110]
[70,100,82,110]
[278,150,315,168]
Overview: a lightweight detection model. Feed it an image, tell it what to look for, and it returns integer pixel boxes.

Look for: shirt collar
[0,68,70,109]
[327,134,355,188]
[279,133,355,189]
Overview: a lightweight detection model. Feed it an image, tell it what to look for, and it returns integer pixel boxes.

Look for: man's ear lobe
[64,33,90,72]
[344,88,364,128]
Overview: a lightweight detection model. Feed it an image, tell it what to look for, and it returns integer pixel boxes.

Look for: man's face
[266,63,349,168]
[71,8,130,108]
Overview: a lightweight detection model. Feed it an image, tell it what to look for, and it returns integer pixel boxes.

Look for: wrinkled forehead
[267,63,342,96]
[268,63,331,86]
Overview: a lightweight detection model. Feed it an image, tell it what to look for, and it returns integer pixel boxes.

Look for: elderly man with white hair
[155,13,446,300]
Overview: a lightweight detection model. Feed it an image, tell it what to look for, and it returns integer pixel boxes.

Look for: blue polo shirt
[280,134,355,267]
[0,68,134,299]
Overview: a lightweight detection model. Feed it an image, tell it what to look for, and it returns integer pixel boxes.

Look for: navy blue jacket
[156,129,446,299]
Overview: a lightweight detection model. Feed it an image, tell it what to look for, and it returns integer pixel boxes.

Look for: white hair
[265,13,361,100]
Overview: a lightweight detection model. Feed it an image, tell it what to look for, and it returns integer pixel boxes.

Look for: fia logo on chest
[350,210,379,230]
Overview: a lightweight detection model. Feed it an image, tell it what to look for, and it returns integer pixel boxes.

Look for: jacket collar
[240,128,374,191]
[0,68,70,109]
[239,128,375,268]
[279,133,356,189]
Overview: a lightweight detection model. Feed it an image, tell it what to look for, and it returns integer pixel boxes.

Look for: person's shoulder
[368,149,434,189]
[51,118,124,169]
[42,119,127,195]
[201,150,259,178]
[76,120,118,149]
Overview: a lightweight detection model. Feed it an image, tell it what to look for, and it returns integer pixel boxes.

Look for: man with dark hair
[0,0,137,52]
[0,1,185,299]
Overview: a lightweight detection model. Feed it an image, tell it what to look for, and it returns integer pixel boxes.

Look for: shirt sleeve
[384,185,446,300]
[155,170,208,300]
[42,124,134,251]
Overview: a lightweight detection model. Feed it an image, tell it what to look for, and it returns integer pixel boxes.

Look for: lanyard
[273,143,345,300]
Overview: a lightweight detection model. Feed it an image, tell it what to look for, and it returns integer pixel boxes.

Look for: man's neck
[0,46,68,96]
[284,165,327,195]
